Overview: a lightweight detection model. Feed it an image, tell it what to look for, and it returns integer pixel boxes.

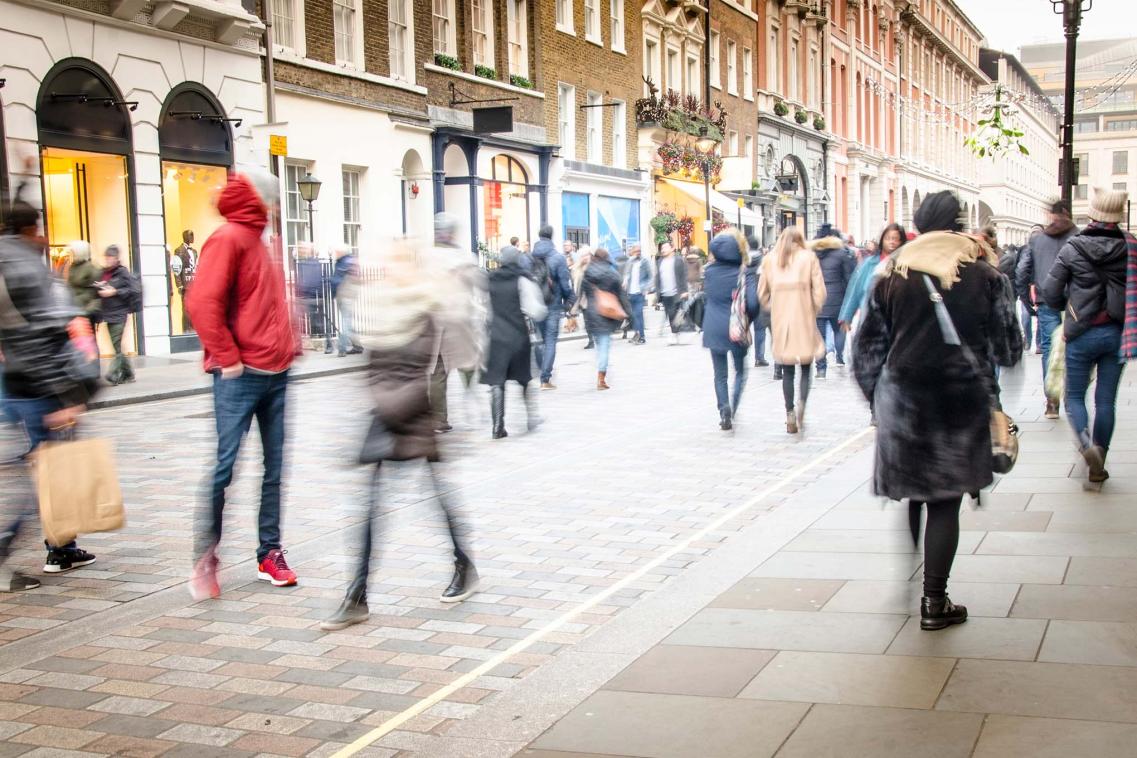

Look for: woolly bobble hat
[1090,187,1127,224]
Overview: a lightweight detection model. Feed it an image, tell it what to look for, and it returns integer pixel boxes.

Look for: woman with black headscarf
[853,190,1023,631]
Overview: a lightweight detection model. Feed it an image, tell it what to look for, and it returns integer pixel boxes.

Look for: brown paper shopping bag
[33,438,125,547]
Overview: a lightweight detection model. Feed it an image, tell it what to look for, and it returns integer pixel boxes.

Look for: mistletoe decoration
[964,85,1029,160]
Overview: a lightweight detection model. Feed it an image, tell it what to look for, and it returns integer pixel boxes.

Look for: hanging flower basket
[676,217,695,247]
[650,211,680,244]
[794,110,809,125]
[774,101,790,117]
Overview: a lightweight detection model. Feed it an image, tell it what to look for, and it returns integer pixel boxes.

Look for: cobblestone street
[1,327,1134,757]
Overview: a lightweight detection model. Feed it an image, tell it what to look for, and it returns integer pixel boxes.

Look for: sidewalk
[440,356,1137,758]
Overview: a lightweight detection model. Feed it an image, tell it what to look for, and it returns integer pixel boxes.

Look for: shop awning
[660,178,763,227]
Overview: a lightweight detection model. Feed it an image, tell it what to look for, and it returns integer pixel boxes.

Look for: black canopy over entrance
[37,59,133,155]
[159,84,234,166]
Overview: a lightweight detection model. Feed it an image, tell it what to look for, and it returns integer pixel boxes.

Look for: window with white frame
[769,28,779,92]
[556,0,574,33]
[342,168,362,253]
[808,48,817,107]
[507,0,529,77]
[726,40,737,95]
[644,37,660,93]
[559,83,576,160]
[612,99,626,168]
[686,55,699,97]
[667,47,679,92]
[584,0,600,42]
[742,47,752,99]
[790,40,799,101]
[728,130,738,155]
[284,163,310,257]
[610,0,625,51]
[388,0,413,81]
[333,0,360,66]
[471,0,495,69]
[744,134,754,167]
[709,31,720,88]
[271,0,301,51]
[433,0,456,56]
[587,91,602,163]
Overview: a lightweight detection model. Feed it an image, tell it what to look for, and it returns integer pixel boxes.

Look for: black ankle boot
[490,386,507,439]
[719,408,732,431]
[920,596,968,631]
[440,558,478,603]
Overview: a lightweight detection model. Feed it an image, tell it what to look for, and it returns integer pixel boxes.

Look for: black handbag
[358,415,394,464]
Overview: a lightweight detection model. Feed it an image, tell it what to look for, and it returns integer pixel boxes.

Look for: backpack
[127,272,143,313]
[531,256,555,305]
[728,268,752,345]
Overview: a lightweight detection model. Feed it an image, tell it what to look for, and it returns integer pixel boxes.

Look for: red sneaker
[257,549,297,587]
[189,550,220,600]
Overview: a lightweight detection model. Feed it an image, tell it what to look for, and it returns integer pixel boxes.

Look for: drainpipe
[704,0,712,108]
[822,138,830,225]
[263,9,278,176]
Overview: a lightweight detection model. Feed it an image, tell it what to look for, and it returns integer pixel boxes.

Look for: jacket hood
[709,232,745,265]
[216,174,268,232]
[1070,225,1128,266]
[531,239,555,260]
[1043,216,1076,238]
[811,236,845,255]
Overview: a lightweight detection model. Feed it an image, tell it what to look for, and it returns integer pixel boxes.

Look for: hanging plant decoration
[774,101,790,117]
[650,211,680,244]
[794,110,809,125]
[676,216,695,247]
[658,141,684,174]
[964,84,1030,160]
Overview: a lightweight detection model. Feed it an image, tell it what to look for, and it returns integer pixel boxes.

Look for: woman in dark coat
[322,242,478,631]
[702,230,759,430]
[576,248,630,390]
[853,191,1022,631]
[482,246,546,439]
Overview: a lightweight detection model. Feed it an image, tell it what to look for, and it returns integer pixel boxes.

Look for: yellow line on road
[331,426,874,757]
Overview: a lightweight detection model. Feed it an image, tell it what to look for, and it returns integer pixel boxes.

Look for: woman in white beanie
[1042,187,1130,484]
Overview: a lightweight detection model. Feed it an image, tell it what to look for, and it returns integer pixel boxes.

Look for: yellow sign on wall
[269,135,287,157]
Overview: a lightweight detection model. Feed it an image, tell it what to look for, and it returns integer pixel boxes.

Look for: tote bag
[34,438,125,547]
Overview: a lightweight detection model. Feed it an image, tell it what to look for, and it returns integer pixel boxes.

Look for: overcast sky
[953,0,1131,55]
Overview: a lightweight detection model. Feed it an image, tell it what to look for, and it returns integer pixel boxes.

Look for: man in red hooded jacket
[186,167,298,599]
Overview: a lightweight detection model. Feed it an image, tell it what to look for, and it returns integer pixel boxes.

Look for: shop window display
[482,155,530,252]
[40,146,136,357]
[162,162,226,337]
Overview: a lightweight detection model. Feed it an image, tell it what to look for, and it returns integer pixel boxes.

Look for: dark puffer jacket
[1041,222,1128,341]
[1016,218,1078,299]
[580,262,630,335]
[97,264,139,324]
[702,232,759,352]
[811,236,856,318]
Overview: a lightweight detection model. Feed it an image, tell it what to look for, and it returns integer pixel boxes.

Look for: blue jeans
[595,332,612,373]
[1020,302,1035,351]
[200,370,289,561]
[336,297,356,353]
[629,293,646,340]
[533,306,563,383]
[752,321,768,362]
[711,346,748,414]
[816,316,846,370]
[1064,323,1125,452]
[1037,304,1062,383]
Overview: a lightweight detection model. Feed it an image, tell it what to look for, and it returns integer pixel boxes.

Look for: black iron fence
[286,259,387,340]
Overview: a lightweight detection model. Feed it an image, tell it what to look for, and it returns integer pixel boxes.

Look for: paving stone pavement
[2,315,1131,757]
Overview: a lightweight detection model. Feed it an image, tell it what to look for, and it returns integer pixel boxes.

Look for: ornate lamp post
[1052,0,1092,207]
[695,127,720,240]
[296,172,322,244]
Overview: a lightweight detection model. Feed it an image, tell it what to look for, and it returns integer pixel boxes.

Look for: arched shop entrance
[774,155,810,234]
[158,83,234,352]
[37,58,142,356]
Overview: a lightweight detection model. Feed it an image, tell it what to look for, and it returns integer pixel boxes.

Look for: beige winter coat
[758,245,827,365]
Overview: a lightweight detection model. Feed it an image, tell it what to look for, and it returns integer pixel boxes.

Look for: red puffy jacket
[187,174,297,373]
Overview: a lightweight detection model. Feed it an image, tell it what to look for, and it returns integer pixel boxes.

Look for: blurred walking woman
[577,248,630,390]
[322,241,478,631]
[853,191,1022,631]
[702,230,759,430]
[482,246,546,439]
[759,227,826,434]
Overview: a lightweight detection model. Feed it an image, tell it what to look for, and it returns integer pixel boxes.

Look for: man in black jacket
[653,241,689,345]
[1,199,98,590]
[97,245,141,384]
[810,225,856,378]
[531,225,576,389]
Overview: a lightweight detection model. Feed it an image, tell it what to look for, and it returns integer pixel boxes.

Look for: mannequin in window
[173,230,197,331]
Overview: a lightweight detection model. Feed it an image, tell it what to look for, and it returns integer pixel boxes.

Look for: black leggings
[910,497,963,598]
[781,364,812,412]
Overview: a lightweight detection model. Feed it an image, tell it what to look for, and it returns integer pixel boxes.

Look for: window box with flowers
[773,101,790,117]
[434,53,461,71]
[636,78,727,143]
[475,65,497,80]
[510,74,534,89]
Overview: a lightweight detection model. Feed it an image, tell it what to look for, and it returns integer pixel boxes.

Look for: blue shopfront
[560,191,642,260]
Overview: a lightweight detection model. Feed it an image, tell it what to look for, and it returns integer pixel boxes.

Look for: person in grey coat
[810,224,856,378]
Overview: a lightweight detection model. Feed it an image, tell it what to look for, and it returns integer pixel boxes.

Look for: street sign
[269,135,288,157]
[473,106,513,134]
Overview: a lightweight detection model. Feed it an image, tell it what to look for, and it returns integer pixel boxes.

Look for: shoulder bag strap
[921,274,998,406]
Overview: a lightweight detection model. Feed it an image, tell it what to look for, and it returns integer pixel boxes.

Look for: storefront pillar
[537,147,552,226]
[431,132,447,213]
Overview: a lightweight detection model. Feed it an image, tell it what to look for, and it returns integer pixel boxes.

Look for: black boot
[440,557,478,603]
[490,386,507,439]
[920,596,968,631]
[772,364,783,380]
[320,592,369,631]
[719,408,732,431]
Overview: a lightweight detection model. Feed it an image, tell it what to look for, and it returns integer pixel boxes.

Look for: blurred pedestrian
[296,243,332,354]
[483,245,546,439]
[703,231,759,430]
[66,240,101,328]
[577,248,629,390]
[839,222,908,333]
[684,245,705,295]
[574,245,596,350]
[187,167,299,599]
[746,235,771,367]
[1016,200,1078,419]
[810,224,856,378]
[853,190,1022,631]
[622,244,652,344]
[531,225,576,389]
[321,240,478,631]
[1042,188,1131,483]
[331,244,363,357]
[759,227,826,434]
[654,241,689,344]
[0,197,99,589]
[96,245,140,385]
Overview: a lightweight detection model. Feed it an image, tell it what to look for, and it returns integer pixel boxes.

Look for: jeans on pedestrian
[595,332,611,373]
[107,321,133,382]
[347,461,469,601]
[710,346,748,415]
[200,370,288,562]
[816,316,845,370]
[533,306,563,383]
[1064,322,1125,452]
[752,321,767,362]
[336,297,356,353]
[660,294,681,334]
[1036,304,1062,382]
[628,293,646,340]
[1020,302,1035,351]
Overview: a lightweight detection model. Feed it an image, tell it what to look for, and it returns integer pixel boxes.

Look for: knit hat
[914,190,963,233]
[1090,187,1127,224]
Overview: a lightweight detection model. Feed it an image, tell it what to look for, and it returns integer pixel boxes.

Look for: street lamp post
[1052,0,1092,207]
[296,172,329,349]
[695,128,719,243]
